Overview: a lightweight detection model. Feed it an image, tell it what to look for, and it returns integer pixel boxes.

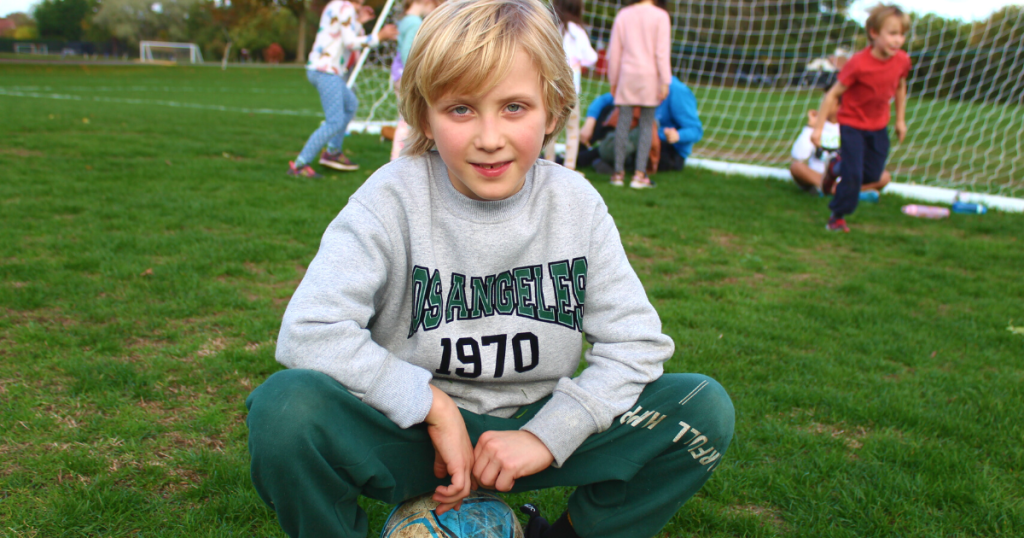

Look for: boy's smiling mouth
[471,161,512,177]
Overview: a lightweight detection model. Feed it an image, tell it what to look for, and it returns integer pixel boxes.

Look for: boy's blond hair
[865,3,910,41]
[398,0,576,156]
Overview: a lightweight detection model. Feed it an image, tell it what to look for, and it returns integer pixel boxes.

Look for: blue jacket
[585,77,703,158]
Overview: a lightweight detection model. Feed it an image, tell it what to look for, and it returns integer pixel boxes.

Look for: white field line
[0,87,323,117]
[688,158,1024,213]
[4,85,310,94]
[0,87,399,132]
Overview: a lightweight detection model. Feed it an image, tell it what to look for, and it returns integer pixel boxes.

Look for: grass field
[6,60,1020,198]
[2,64,1024,537]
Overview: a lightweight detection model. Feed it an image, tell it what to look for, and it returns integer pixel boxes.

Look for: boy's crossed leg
[247,369,734,538]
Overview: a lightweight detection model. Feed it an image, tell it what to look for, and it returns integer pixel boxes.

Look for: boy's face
[870,16,906,59]
[424,48,557,201]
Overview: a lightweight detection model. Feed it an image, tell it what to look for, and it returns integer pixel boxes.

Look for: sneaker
[520,504,551,538]
[629,173,656,189]
[826,216,850,232]
[288,160,322,179]
[822,156,840,196]
[610,172,625,186]
[319,150,359,171]
[859,190,880,203]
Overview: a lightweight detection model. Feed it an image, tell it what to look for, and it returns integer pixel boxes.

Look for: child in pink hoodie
[606,0,671,189]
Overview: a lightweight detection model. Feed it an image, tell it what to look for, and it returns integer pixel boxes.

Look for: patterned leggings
[614,105,656,174]
[297,69,359,166]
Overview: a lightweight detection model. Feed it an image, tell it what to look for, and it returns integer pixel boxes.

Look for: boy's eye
[452,106,470,115]
[506,103,522,113]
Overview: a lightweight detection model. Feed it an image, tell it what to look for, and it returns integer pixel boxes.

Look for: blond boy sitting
[246,1,734,537]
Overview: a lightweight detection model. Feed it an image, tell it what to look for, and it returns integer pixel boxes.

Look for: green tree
[268,0,321,64]
[92,0,201,49]
[34,0,90,40]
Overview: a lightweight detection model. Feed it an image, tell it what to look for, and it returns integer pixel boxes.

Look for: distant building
[0,18,17,35]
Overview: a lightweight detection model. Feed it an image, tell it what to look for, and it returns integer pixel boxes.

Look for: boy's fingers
[474,459,501,489]
[495,470,516,492]
[433,451,447,479]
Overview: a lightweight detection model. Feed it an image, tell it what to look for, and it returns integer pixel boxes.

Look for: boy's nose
[475,116,504,152]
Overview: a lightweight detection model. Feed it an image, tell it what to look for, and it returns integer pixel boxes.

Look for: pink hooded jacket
[607,3,672,107]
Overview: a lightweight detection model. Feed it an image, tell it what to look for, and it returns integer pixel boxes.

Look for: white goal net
[348,1,1024,198]
[140,41,204,64]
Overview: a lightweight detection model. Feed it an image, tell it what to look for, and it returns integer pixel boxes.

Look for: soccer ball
[380,490,525,538]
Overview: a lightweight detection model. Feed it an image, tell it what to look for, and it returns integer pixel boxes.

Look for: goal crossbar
[140,41,204,64]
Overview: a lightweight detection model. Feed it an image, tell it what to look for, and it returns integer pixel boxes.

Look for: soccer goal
[14,43,49,54]
[139,41,204,64]
[345,1,1024,200]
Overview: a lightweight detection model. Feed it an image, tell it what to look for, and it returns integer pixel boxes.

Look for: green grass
[4,62,1021,197]
[2,63,1024,537]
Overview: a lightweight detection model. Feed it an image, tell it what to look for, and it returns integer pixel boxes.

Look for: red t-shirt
[837,47,912,131]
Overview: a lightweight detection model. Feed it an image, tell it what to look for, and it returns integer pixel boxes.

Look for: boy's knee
[664,374,735,447]
[247,369,338,456]
[697,376,735,445]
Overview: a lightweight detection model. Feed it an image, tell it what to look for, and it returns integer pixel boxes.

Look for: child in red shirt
[812,3,911,232]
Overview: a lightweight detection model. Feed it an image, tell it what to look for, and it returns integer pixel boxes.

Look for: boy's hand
[810,127,823,148]
[472,430,553,492]
[356,5,375,23]
[377,24,398,41]
[658,84,669,102]
[895,120,907,143]
[580,117,597,147]
[806,109,818,126]
[425,385,474,515]
[664,127,679,144]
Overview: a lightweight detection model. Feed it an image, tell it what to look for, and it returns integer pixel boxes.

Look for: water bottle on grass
[951,202,987,214]
[902,205,950,219]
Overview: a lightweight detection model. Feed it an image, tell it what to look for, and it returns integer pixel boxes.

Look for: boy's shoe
[319,150,359,171]
[609,172,625,186]
[859,190,880,203]
[629,173,655,189]
[822,156,840,195]
[288,161,322,179]
[521,504,550,538]
[826,216,850,232]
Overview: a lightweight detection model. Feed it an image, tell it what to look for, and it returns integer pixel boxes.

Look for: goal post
[139,41,204,64]
[14,43,49,54]
[343,1,1024,199]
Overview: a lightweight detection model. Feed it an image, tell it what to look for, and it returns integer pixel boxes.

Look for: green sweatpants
[246,369,734,538]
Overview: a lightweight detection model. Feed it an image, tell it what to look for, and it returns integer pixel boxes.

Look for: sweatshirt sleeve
[336,3,378,52]
[521,202,674,466]
[397,15,422,64]
[672,85,703,145]
[586,93,614,120]
[656,10,672,87]
[566,22,598,69]
[275,199,434,429]
[607,16,623,90]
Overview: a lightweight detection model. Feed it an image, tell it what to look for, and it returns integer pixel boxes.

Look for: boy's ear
[422,117,434,140]
[545,112,559,136]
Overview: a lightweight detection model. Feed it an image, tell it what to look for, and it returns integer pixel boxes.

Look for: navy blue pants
[831,126,889,218]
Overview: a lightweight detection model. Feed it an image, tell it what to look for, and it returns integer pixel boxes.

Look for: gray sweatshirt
[276,152,674,466]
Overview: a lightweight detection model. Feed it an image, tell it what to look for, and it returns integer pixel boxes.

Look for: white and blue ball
[380,491,524,538]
